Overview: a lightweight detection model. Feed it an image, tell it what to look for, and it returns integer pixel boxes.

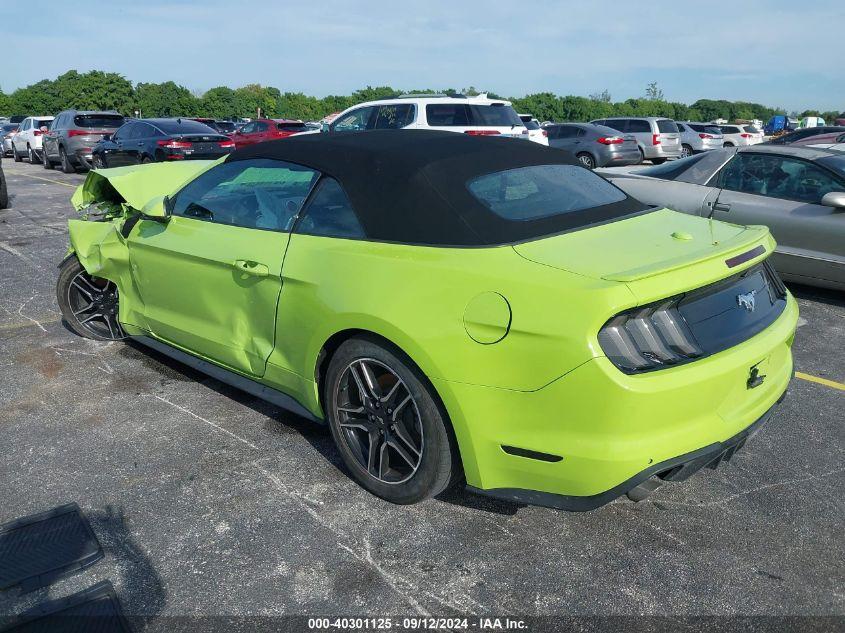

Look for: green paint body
[67,163,798,498]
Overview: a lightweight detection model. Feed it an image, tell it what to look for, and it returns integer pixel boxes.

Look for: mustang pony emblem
[737,290,757,312]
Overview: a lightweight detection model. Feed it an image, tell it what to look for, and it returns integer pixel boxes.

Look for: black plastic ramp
[1,581,130,633]
[0,503,103,593]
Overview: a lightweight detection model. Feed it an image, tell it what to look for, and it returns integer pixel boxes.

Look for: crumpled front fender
[71,159,221,212]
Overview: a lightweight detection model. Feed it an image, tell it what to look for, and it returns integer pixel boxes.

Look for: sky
[3,0,843,111]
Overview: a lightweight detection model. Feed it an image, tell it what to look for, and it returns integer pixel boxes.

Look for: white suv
[12,116,54,163]
[327,94,529,140]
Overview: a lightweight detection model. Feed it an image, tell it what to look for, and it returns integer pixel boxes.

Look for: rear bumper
[599,149,642,166]
[438,294,798,510]
[467,392,786,511]
[642,145,682,159]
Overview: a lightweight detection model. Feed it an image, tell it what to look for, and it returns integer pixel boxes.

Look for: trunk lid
[513,208,775,302]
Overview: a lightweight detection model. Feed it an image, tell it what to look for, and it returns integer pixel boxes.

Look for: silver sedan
[599,145,845,290]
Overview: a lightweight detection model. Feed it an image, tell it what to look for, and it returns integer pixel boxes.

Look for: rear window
[155,119,217,134]
[637,149,733,184]
[74,114,125,128]
[720,126,741,134]
[743,125,760,133]
[467,164,627,221]
[34,119,52,127]
[213,121,237,133]
[657,119,678,133]
[277,122,308,131]
[689,124,722,135]
[523,119,540,130]
[426,103,522,127]
[628,120,651,133]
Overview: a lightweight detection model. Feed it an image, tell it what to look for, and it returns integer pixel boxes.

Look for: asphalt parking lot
[0,156,843,630]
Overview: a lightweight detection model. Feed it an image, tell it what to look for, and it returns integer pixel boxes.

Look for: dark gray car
[42,110,125,172]
[598,146,845,290]
[544,122,641,169]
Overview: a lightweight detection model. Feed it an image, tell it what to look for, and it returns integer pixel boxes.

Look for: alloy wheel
[66,269,125,340]
[335,358,423,484]
[681,145,692,158]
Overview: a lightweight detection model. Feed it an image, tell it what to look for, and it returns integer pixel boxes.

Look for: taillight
[597,136,624,145]
[651,133,661,145]
[218,140,235,149]
[157,139,192,149]
[698,133,713,139]
[464,130,500,136]
[598,298,702,373]
[740,133,752,138]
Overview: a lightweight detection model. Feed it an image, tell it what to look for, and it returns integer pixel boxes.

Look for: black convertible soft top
[228,129,644,246]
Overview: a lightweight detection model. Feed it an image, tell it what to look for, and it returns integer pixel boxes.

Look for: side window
[719,153,845,203]
[373,104,415,129]
[556,125,578,139]
[605,120,628,133]
[112,123,132,140]
[256,121,269,133]
[22,119,30,131]
[296,177,365,239]
[628,120,651,133]
[332,107,375,132]
[170,158,319,231]
[240,122,257,134]
[425,104,470,126]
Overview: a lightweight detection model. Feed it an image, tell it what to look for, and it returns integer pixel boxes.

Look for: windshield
[467,164,627,221]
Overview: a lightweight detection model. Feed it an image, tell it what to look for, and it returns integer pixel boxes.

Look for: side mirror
[821,191,845,210]
[141,195,170,222]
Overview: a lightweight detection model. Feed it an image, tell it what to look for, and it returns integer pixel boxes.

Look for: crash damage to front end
[65,161,220,334]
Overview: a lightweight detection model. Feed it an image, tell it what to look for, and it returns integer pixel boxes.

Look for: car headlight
[598,298,702,373]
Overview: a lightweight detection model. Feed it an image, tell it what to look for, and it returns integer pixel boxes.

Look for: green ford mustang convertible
[58,130,798,510]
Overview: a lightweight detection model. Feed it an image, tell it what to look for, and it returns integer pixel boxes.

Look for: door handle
[234,260,269,277]
[713,202,731,212]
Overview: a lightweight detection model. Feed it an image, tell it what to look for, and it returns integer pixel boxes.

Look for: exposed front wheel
[325,337,460,504]
[576,152,596,169]
[56,256,126,341]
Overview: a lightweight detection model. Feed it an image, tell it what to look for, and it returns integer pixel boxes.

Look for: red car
[231,119,309,148]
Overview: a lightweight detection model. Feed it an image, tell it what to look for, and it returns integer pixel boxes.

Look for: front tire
[325,337,460,504]
[576,152,596,169]
[43,147,54,169]
[56,256,126,341]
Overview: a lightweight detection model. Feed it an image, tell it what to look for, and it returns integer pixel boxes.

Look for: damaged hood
[71,159,222,211]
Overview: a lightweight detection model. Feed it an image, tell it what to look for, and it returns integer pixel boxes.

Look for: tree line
[0,70,839,125]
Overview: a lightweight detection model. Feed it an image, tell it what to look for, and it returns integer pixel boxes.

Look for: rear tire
[0,169,8,209]
[60,147,75,173]
[325,336,460,504]
[12,144,21,162]
[636,148,645,164]
[724,142,734,147]
[576,152,596,169]
[681,144,693,158]
[56,256,126,341]
[28,145,41,164]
